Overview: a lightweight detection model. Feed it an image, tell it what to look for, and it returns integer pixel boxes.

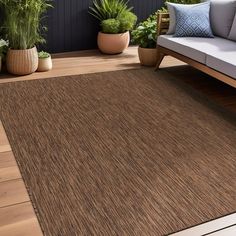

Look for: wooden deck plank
[208,225,236,236]
[0,122,11,153]
[0,47,141,84]
[0,179,29,207]
[0,202,39,227]
[0,151,17,169]
[0,218,43,236]
[0,145,11,153]
[0,166,21,183]
[170,213,236,236]
[0,152,20,183]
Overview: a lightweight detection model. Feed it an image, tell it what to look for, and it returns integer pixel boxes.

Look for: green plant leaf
[131,13,157,48]
[0,0,52,49]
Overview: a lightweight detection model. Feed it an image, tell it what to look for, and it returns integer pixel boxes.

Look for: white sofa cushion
[206,53,236,79]
[210,0,236,38]
[158,35,226,64]
[158,35,207,63]
[228,14,236,41]
[158,35,236,79]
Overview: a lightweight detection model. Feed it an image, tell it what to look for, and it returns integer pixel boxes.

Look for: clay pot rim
[99,31,129,36]
[138,46,156,50]
[8,46,37,51]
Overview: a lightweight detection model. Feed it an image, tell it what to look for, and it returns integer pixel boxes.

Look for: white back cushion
[210,0,236,38]
[228,15,236,41]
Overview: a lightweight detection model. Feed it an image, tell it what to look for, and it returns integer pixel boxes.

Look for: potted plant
[0,0,52,75]
[89,0,137,54]
[0,39,8,72]
[131,13,158,66]
[37,51,52,72]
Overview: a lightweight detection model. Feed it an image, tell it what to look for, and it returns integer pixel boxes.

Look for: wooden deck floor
[0,47,235,236]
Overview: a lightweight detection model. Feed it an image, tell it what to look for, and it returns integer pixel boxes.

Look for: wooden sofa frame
[155,13,236,88]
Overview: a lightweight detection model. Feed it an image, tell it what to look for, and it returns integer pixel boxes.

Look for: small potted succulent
[131,13,158,66]
[37,51,52,72]
[0,39,8,72]
[89,0,137,54]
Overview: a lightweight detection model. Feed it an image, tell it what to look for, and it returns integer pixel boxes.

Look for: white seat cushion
[206,52,236,79]
[158,35,236,79]
[158,35,231,64]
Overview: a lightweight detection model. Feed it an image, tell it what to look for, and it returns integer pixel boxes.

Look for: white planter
[37,56,52,72]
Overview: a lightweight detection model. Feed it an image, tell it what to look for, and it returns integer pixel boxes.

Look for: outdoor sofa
[156,0,236,88]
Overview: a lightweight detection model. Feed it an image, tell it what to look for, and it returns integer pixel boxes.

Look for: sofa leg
[155,51,165,71]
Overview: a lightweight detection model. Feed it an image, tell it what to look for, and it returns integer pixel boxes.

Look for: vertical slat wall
[43,0,164,53]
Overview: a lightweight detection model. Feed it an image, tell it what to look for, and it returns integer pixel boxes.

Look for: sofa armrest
[157,13,170,36]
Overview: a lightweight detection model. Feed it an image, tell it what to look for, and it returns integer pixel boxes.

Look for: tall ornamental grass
[0,0,52,50]
[89,0,133,21]
[89,0,137,34]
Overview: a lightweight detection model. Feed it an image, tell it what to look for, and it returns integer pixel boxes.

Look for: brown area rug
[0,69,236,236]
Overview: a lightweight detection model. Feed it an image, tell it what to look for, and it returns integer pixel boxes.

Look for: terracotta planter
[138,47,157,67]
[37,56,52,72]
[6,46,38,75]
[97,31,130,54]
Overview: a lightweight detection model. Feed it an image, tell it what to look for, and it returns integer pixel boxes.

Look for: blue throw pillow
[173,2,214,38]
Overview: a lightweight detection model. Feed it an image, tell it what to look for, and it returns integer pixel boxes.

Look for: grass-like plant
[89,0,133,21]
[0,0,52,50]
[89,0,137,34]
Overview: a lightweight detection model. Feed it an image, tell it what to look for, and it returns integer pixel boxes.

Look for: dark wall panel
[44,0,164,53]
